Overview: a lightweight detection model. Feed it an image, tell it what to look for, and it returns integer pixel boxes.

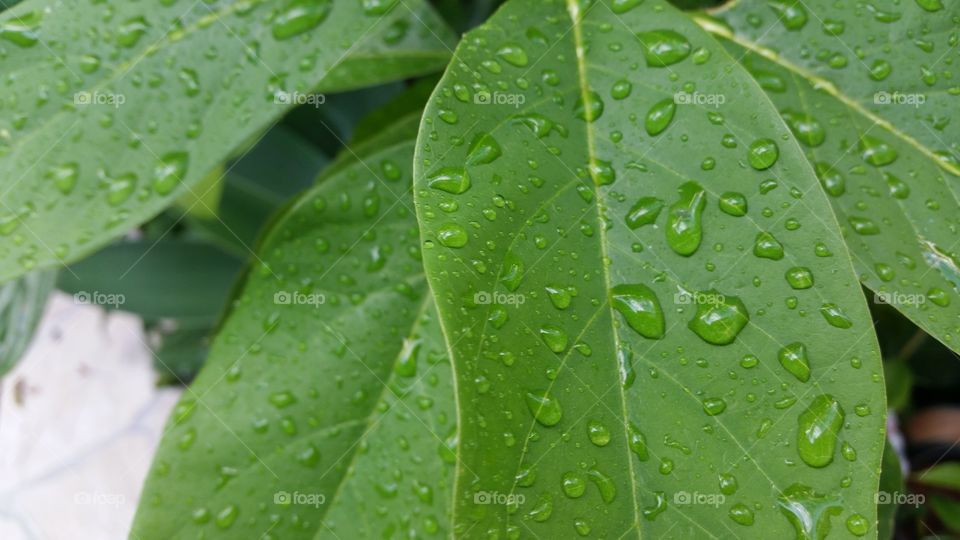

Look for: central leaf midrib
[564,1,644,536]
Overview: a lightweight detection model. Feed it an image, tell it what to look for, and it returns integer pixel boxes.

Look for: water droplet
[645,98,676,136]
[846,513,869,536]
[625,197,664,229]
[748,139,779,170]
[153,152,188,195]
[753,232,784,260]
[814,162,846,197]
[729,503,755,526]
[687,291,749,345]
[797,394,844,468]
[779,342,811,382]
[781,109,824,147]
[611,80,632,100]
[436,223,468,248]
[272,0,332,40]
[525,390,562,426]
[666,181,706,256]
[587,469,616,503]
[702,397,727,416]
[769,0,808,30]
[46,163,78,195]
[785,267,814,289]
[496,43,528,67]
[636,29,691,67]
[117,17,149,48]
[859,135,898,166]
[820,303,853,328]
[778,484,842,539]
[575,90,604,122]
[562,471,587,498]
[627,423,649,461]
[539,324,569,353]
[868,59,892,81]
[467,133,502,165]
[587,419,611,446]
[848,216,880,235]
[719,192,747,216]
[428,167,470,194]
[611,283,665,339]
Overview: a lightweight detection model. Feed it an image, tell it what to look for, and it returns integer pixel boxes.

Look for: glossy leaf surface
[415,0,886,537]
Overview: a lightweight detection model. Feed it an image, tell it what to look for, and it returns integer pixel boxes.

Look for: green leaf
[915,462,960,490]
[0,0,456,284]
[0,269,54,374]
[931,495,960,534]
[415,0,885,536]
[57,240,242,326]
[133,114,457,539]
[878,440,904,540]
[699,2,960,353]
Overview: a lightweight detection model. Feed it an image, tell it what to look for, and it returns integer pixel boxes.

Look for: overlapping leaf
[0,0,455,283]
[133,116,456,539]
[0,268,54,375]
[415,0,885,537]
[699,1,960,352]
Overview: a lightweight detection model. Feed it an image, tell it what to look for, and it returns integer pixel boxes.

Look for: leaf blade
[415,0,886,537]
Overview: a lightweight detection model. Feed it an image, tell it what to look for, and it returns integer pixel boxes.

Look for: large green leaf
[415,0,885,537]
[0,268,54,375]
[0,0,456,284]
[133,114,457,539]
[699,2,960,353]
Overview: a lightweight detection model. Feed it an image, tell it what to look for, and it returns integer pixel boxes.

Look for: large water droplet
[625,197,664,229]
[636,29,691,67]
[778,342,811,382]
[797,395,844,468]
[748,139,779,170]
[645,98,676,136]
[272,0,332,40]
[525,390,562,426]
[611,283,665,339]
[666,181,706,256]
[687,291,749,345]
